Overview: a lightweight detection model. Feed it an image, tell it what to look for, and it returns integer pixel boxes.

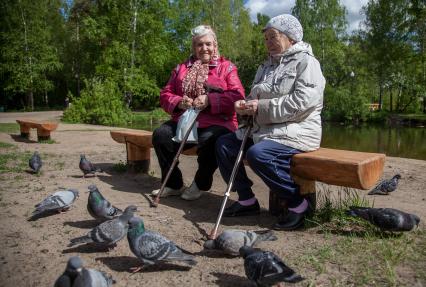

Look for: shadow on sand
[97,171,275,235]
[96,256,192,273]
[211,272,252,287]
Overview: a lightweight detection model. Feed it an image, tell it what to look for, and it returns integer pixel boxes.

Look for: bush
[63,78,133,126]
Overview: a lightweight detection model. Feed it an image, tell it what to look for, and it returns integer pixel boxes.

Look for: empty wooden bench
[111,129,386,212]
[16,119,58,141]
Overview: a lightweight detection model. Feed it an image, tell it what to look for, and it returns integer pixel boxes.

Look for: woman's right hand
[178,96,194,110]
[234,100,247,115]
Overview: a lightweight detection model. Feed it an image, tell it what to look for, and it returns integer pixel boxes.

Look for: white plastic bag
[172,108,200,143]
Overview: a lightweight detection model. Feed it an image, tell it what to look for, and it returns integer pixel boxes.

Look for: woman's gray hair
[191,25,219,59]
[191,25,217,42]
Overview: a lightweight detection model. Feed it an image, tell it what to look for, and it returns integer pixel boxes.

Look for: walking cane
[208,117,253,239]
[151,108,200,207]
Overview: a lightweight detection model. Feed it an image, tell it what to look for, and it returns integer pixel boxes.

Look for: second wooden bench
[16,119,59,141]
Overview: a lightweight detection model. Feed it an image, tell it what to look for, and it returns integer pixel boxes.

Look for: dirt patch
[0,112,425,286]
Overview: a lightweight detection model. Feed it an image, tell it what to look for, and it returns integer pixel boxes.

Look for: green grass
[0,141,15,148]
[39,138,57,144]
[0,123,20,133]
[112,160,128,172]
[0,149,32,173]
[295,187,426,286]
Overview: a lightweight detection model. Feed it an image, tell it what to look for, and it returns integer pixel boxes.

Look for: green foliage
[1,0,424,119]
[0,0,63,110]
[63,78,132,125]
[323,87,369,123]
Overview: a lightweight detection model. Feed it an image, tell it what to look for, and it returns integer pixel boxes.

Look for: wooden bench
[16,119,58,141]
[111,130,385,213]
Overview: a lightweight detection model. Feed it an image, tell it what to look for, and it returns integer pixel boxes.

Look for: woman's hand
[235,99,258,115]
[193,94,209,110]
[244,100,258,115]
[178,96,194,110]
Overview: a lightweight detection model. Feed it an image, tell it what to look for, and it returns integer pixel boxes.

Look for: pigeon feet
[130,266,144,273]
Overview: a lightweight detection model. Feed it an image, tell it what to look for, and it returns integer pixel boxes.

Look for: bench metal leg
[126,142,150,173]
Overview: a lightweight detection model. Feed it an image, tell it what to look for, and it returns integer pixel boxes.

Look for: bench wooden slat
[110,130,385,190]
[291,148,385,190]
[16,119,58,131]
[16,119,58,141]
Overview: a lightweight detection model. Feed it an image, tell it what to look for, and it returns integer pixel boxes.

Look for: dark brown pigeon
[347,207,420,232]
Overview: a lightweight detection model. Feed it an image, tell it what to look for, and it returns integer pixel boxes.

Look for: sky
[243,0,369,33]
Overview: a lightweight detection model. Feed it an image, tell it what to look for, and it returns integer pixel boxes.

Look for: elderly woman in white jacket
[215,14,326,230]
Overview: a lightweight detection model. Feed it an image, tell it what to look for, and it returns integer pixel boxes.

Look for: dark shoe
[273,205,312,231]
[223,201,260,217]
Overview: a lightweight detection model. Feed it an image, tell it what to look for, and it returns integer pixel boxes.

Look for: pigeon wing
[91,218,127,244]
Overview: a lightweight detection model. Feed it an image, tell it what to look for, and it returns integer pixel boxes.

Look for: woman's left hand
[193,94,209,110]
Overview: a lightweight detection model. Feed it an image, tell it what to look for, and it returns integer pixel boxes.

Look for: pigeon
[203,229,277,256]
[87,185,122,221]
[73,266,115,287]
[79,154,101,177]
[30,189,79,219]
[239,246,304,286]
[55,256,115,287]
[54,256,83,287]
[368,174,401,195]
[346,207,420,232]
[127,216,196,271]
[29,151,42,173]
[68,205,137,248]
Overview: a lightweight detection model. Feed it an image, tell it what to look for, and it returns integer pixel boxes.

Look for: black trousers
[152,120,231,191]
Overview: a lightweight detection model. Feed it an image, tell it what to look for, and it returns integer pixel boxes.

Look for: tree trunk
[76,17,81,97]
[378,82,383,111]
[389,88,393,112]
[26,89,34,111]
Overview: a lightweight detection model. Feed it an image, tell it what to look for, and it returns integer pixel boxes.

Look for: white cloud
[244,0,369,33]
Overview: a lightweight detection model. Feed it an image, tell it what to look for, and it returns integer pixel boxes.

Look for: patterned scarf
[182,59,209,99]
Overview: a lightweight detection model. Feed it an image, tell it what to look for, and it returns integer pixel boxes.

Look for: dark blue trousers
[152,120,230,191]
[215,132,303,208]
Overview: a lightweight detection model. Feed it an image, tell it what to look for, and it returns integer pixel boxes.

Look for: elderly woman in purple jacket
[216,14,326,230]
[151,25,245,201]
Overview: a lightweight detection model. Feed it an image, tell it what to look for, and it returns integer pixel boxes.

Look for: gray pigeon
[29,151,42,173]
[239,246,304,286]
[204,229,277,256]
[69,205,137,248]
[56,256,115,287]
[368,174,401,195]
[127,216,196,271]
[87,185,122,221]
[79,154,101,177]
[346,207,420,232]
[73,267,115,287]
[54,256,83,287]
[30,189,79,219]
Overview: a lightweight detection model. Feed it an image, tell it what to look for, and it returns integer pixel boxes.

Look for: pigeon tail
[68,235,93,247]
[203,239,216,250]
[283,273,304,283]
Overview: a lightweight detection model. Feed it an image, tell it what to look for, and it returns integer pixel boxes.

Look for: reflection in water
[321,123,426,160]
[126,119,426,160]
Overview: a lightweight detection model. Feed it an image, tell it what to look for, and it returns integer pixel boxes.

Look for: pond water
[126,119,426,160]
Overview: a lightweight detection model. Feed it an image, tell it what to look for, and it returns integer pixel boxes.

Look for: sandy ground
[0,112,425,286]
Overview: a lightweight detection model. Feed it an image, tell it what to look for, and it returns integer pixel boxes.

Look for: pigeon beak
[76,267,83,272]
